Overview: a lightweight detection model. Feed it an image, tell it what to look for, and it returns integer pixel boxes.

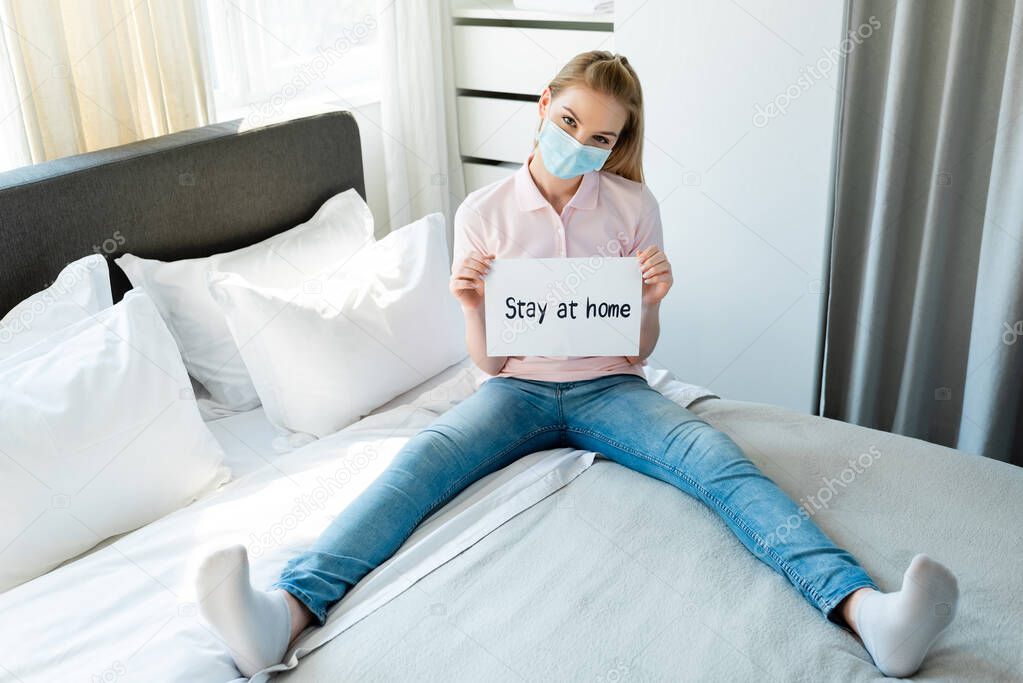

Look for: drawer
[457,96,538,164]
[463,161,517,193]
[453,24,613,95]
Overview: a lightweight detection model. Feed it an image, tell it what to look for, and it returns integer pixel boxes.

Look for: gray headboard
[0,111,365,316]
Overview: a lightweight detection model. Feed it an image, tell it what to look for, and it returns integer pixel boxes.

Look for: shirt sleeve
[451,200,491,276]
[626,185,664,256]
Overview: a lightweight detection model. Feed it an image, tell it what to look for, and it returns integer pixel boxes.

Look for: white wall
[615,0,845,413]
[348,101,391,239]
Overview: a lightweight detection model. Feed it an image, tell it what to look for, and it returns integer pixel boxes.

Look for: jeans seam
[556,385,566,429]
[272,577,328,625]
[565,424,829,608]
[821,578,880,621]
[407,424,562,529]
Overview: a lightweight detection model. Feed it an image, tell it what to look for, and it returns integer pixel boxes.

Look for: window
[199,0,380,125]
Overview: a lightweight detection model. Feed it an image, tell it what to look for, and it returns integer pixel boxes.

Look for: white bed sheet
[205,406,282,482]
[0,358,715,682]
[49,406,283,572]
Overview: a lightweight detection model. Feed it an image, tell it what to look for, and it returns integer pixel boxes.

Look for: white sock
[196,544,292,678]
[855,554,959,678]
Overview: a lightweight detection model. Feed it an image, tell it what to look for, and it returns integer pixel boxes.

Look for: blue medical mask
[536,108,613,179]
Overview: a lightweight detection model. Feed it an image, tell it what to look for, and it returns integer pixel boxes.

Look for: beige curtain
[0,0,210,166]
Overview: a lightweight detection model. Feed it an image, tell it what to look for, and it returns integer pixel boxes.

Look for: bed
[1,112,1020,683]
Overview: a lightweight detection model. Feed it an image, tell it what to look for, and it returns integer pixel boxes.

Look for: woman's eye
[561,115,576,127]
[594,135,610,145]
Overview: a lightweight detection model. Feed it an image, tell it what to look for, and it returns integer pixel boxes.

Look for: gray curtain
[822,0,1023,466]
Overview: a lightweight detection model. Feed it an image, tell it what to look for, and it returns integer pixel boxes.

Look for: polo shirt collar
[514,156,600,212]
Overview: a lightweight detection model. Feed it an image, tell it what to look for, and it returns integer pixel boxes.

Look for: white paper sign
[485,257,642,356]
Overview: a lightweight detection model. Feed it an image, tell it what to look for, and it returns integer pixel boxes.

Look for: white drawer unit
[453,24,614,95]
[463,161,518,193]
[456,96,538,164]
[450,1,614,193]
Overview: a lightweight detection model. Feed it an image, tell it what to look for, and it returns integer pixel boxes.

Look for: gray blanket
[277,398,1023,682]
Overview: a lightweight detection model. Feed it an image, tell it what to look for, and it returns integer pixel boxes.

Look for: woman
[197,51,958,679]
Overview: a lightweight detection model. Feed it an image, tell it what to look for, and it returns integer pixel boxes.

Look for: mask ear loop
[534,98,550,144]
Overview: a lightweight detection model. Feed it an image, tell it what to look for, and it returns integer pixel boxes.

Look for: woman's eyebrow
[564,105,617,137]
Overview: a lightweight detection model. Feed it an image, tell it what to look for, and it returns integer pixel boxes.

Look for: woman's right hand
[449,250,495,311]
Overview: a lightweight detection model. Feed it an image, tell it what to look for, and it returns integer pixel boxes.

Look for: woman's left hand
[638,245,673,306]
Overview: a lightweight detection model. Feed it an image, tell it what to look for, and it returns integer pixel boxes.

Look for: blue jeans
[271,373,878,626]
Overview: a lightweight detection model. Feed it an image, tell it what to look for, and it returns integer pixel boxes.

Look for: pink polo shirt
[452,157,664,385]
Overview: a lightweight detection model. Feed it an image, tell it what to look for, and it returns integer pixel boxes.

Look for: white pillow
[115,188,375,413]
[0,254,111,360]
[0,290,230,593]
[206,212,466,438]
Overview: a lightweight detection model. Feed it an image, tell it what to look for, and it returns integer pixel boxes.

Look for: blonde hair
[541,50,645,183]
